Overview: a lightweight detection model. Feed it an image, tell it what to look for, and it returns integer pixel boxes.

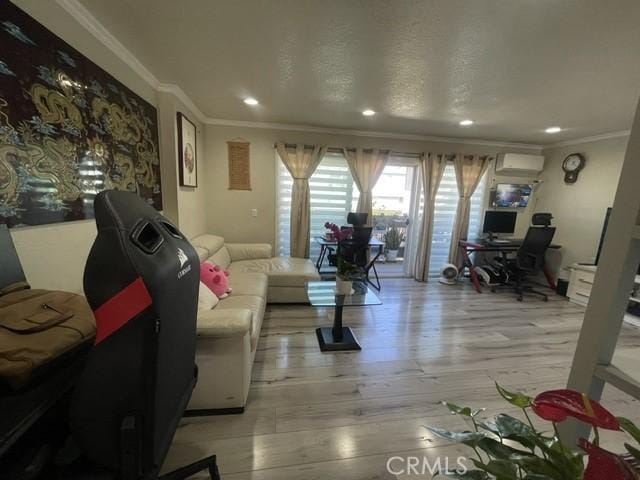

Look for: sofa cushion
[228,257,319,287]
[216,295,265,348]
[209,246,232,270]
[228,272,268,298]
[198,282,219,311]
[226,243,272,261]
[191,234,225,257]
[194,246,209,263]
[197,308,251,338]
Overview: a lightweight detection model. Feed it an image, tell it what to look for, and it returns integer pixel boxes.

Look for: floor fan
[439,264,459,285]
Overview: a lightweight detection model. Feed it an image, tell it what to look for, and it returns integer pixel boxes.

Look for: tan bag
[0,288,96,390]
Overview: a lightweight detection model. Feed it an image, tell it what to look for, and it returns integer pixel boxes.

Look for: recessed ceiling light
[459,119,474,126]
[545,126,562,134]
[243,97,259,106]
[362,109,376,116]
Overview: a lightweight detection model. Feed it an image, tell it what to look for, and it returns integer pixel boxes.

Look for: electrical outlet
[251,208,258,217]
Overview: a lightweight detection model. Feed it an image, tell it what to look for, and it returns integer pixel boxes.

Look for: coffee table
[306,280,382,352]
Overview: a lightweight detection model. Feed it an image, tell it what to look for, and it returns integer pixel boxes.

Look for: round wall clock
[562,153,586,184]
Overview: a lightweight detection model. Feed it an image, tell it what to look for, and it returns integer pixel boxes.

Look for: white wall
[536,136,629,274]
[157,92,208,239]
[204,124,540,246]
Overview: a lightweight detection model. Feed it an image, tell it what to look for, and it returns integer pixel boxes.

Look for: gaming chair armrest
[226,243,272,261]
[197,308,252,338]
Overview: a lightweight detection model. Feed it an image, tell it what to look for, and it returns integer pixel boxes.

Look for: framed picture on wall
[177,112,197,187]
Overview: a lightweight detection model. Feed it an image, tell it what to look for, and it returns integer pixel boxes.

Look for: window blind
[427,164,486,275]
[276,153,354,258]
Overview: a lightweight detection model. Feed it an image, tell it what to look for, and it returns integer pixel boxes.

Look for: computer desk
[458,238,562,294]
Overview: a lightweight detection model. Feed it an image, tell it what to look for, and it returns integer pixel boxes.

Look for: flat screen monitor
[482,211,517,235]
[494,184,533,208]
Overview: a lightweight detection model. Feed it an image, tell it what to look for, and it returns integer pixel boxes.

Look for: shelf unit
[564,97,640,442]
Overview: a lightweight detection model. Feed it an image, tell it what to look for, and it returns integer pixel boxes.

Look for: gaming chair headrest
[71,190,200,474]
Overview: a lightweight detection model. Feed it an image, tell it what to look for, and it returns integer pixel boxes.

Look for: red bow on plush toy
[200,261,232,298]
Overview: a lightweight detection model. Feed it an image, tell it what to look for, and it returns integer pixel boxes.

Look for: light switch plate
[251,208,258,217]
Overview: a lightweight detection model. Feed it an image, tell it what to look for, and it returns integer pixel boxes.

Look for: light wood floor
[165,279,640,479]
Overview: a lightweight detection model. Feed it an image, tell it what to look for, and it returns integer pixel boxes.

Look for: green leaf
[533,436,585,479]
[471,458,519,479]
[425,427,486,448]
[477,437,531,460]
[509,454,566,480]
[435,470,490,479]
[522,476,554,480]
[625,442,640,463]
[443,402,473,417]
[478,419,500,435]
[619,417,640,444]
[492,414,538,451]
[441,402,487,418]
[495,382,532,408]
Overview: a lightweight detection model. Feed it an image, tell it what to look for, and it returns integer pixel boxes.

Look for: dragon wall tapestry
[0,0,162,228]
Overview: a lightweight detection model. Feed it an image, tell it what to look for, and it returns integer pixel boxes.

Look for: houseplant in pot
[384,226,405,262]
[324,222,357,294]
[426,382,640,479]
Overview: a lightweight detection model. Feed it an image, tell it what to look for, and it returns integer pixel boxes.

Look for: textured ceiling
[79,0,640,144]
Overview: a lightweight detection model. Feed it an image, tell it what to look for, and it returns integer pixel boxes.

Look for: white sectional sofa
[187,234,319,412]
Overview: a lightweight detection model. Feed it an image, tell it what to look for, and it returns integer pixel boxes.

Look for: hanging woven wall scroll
[227,140,251,190]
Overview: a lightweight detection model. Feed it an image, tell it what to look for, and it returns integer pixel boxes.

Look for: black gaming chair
[347,212,368,227]
[67,190,219,479]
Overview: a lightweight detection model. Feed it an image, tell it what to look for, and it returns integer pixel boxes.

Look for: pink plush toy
[200,261,232,299]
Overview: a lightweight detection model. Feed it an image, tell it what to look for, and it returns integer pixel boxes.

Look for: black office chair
[338,227,373,271]
[63,190,219,479]
[326,220,369,267]
[494,225,556,302]
[347,212,368,227]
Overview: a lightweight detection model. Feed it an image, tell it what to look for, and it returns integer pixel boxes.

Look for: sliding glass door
[275,151,486,279]
[354,161,420,277]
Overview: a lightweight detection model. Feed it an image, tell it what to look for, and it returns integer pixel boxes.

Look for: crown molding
[545,130,631,149]
[205,117,544,150]
[156,83,207,123]
[56,0,207,123]
[56,0,159,88]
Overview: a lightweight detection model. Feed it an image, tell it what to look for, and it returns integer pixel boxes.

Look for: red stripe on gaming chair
[93,276,152,345]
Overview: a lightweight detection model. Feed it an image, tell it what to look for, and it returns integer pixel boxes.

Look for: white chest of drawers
[567,264,597,306]
[567,263,640,327]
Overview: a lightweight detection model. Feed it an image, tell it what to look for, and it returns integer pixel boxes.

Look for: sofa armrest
[226,243,272,261]
[197,308,252,338]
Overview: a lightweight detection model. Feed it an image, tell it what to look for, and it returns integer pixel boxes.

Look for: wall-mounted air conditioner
[495,153,545,176]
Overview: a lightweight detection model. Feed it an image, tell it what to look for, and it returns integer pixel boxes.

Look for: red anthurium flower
[579,438,638,480]
[531,389,621,430]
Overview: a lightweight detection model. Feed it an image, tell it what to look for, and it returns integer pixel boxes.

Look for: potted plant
[426,382,640,479]
[384,226,405,262]
[324,222,356,294]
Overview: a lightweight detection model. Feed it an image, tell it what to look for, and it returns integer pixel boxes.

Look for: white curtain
[342,148,389,225]
[276,143,328,258]
[448,154,491,267]
[413,153,449,281]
